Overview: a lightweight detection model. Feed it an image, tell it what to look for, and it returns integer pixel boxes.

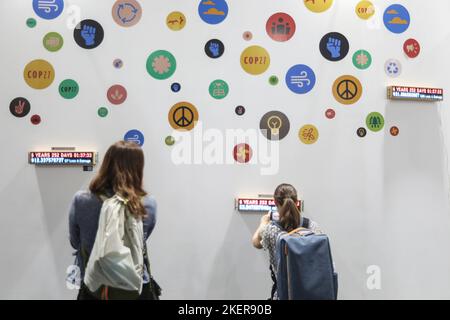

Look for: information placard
[29,151,97,166]
[237,198,304,213]
[387,86,444,102]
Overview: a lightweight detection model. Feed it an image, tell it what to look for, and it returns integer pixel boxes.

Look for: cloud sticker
[202,0,216,5]
[204,8,225,15]
[386,9,398,14]
[389,17,408,25]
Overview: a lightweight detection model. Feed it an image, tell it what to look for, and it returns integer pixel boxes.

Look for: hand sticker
[327,37,341,58]
[81,25,96,46]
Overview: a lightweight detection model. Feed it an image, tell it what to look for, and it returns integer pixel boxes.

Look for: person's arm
[68,193,81,250]
[143,196,157,241]
[252,213,271,249]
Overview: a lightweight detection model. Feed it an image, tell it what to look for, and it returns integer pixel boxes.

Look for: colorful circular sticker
[266,13,296,42]
[304,0,333,13]
[366,112,385,132]
[165,136,176,146]
[356,1,375,20]
[168,102,199,131]
[10,98,31,118]
[385,59,402,77]
[113,59,124,69]
[352,50,372,70]
[404,39,420,58]
[243,31,253,41]
[59,79,79,99]
[320,32,349,62]
[383,4,410,34]
[112,0,142,27]
[299,125,319,145]
[209,80,229,99]
[333,75,362,105]
[124,129,145,146]
[98,107,109,118]
[33,0,64,20]
[198,0,229,25]
[167,12,186,31]
[390,126,400,137]
[24,59,55,90]
[233,144,252,163]
[325,108,336,119]
[146,50,177,80]
[357,127,367,138]
[240,46,271,75]
[74,19,105,49]
[260,111,290,141]
[286,64,316,94]
[107,85,127,105]
[31,114,41,125]
[235,105,246,116]
[205,39,225,59]
[26,18,37,28]
[43,32,64,52]
[171,83,181,93]
[269,75,279,86]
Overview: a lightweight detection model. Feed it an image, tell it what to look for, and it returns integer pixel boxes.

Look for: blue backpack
[273,219,338,300]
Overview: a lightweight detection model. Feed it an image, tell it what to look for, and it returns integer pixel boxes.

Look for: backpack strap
[301,217,310,228]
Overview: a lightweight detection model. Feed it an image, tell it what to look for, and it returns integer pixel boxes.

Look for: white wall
[0,0,449,299]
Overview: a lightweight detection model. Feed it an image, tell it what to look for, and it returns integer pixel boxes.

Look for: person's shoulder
[142,194,157,212]
[73,190,99,204]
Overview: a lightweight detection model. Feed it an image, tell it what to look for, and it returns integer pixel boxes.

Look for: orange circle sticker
[240,46,270,75]
[299,125,319,145]
[167,12,186,31]
[304,0,333,13]
[332,75,362,105]
[356,1,375,20]
[24,59,55,89]
[168,102,199,131]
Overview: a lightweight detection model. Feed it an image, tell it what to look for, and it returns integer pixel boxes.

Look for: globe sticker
[404,39,420,58]
[240,46,270,75]
[171,83,181,93]
[332,75,362,105]
[366,112,385,132]
[304,0,333,13]
[320,32,349,62]
[235,105,246,116]
[124,129,145,147]
[356,1,375,20]
[43,32,64,52]
[286,64,316,94]
[266,12,296,42]
[243,31,253,41]
[33,0,64,20]
[146,50,176,80]
[98,107,109,118]
[357,127,367,138]
[113,59,124,69]
[299,125,319,145]
[165,136,176,146]
[325,108,336,119]
[205,39,225,59]
[112,0,142,27]
[27,18,37,28]
[24,59,55,90]
[260,111,290,141]
[10,98,31,118]
[31,114,41,125]
[59,79,79,99]
[167,12,186,31]
[385,59,402,77]
[390,126,400,137]
[209,80,229,99]
[383,4,410,34]
[107,85,127,105]
[233,143,252,164]
[198,0,229,25]
[353,50,372,70]
[74,19,104,49]
[168,102,199,131]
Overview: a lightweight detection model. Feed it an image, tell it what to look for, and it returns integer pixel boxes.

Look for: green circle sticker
[366,112,385,132]
[43,32,64,52]
[98,107,109,118]
[165,136,175,146]
[269,75,279,86]
[59,79,79,99]
[26,18,37,28]
[353,50,372,70]
[146,50,177,80]
[209,80,229,99]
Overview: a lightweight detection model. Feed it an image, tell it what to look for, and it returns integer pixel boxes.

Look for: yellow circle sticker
[23,59,55,89]
[240,46,270,75]
[332,75,363,105]
[299,125,319,145]
[356,1,375,20]
[166,11,186,31]
[168,102,199,131]
[304,0,333,13]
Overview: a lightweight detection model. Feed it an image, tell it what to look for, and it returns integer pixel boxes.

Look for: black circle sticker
[74,19,104,49]
[10,97,31,118]
[260,111,290,141]
[235,105,246,116]
[320,32,349,62]
[205,39,225,59]
[357,127,367,138]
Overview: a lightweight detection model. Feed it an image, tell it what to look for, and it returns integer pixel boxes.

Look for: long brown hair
[274,184,301,232]
[90,141,147,218]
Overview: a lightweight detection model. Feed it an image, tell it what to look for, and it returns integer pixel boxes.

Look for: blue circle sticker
[171,83,181,93]
[198,0,228,25]
[33,0,64,20]
[124,129,145,147]
[285,64,316,94]
[383,4,410,34]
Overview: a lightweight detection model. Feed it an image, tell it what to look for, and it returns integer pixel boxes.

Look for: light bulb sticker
[353,50,372,70]
[366,112,385,132]
[112,0,142,27]
[356,1,375,20]
[59,79,79,99]
[383,4,410,34]
[260,111,290,141]
[299,125,319,145]
[233,143,253,163]
[43,32,64,52]
[146,50,177,80]
[198,0,229,25]
[10,98,31,118]
[167,11,186,31]
[124,129,145,146]
[240,46,271,75]
[266,12,296,42]
[209,80,229,99]
[24,59,55,90]
[33,0,64,20]
[286,64,316,94]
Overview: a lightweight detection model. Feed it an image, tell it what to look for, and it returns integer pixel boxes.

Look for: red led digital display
[388,86,444,102]
[29,151,97,166]
[237,198,303,212]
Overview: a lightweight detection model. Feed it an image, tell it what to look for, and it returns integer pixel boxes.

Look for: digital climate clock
[387,86,444,102]
[29,148,98,171]
[236,198,304,213]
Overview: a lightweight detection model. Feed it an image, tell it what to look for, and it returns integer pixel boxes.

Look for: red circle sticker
[325,108,336,119]
[233,143,252,163]
[31,114,41,125]
[266,13,296,42]
[107,85,127,105]
[403,39,420,58]
[390,126,400,136]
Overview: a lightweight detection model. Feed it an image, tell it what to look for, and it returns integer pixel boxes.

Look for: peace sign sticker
[168,102,199,131]
[333,75,362,105]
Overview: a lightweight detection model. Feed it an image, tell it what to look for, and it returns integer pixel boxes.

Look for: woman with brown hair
[252,183,322,300]
[68,141,157,300]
